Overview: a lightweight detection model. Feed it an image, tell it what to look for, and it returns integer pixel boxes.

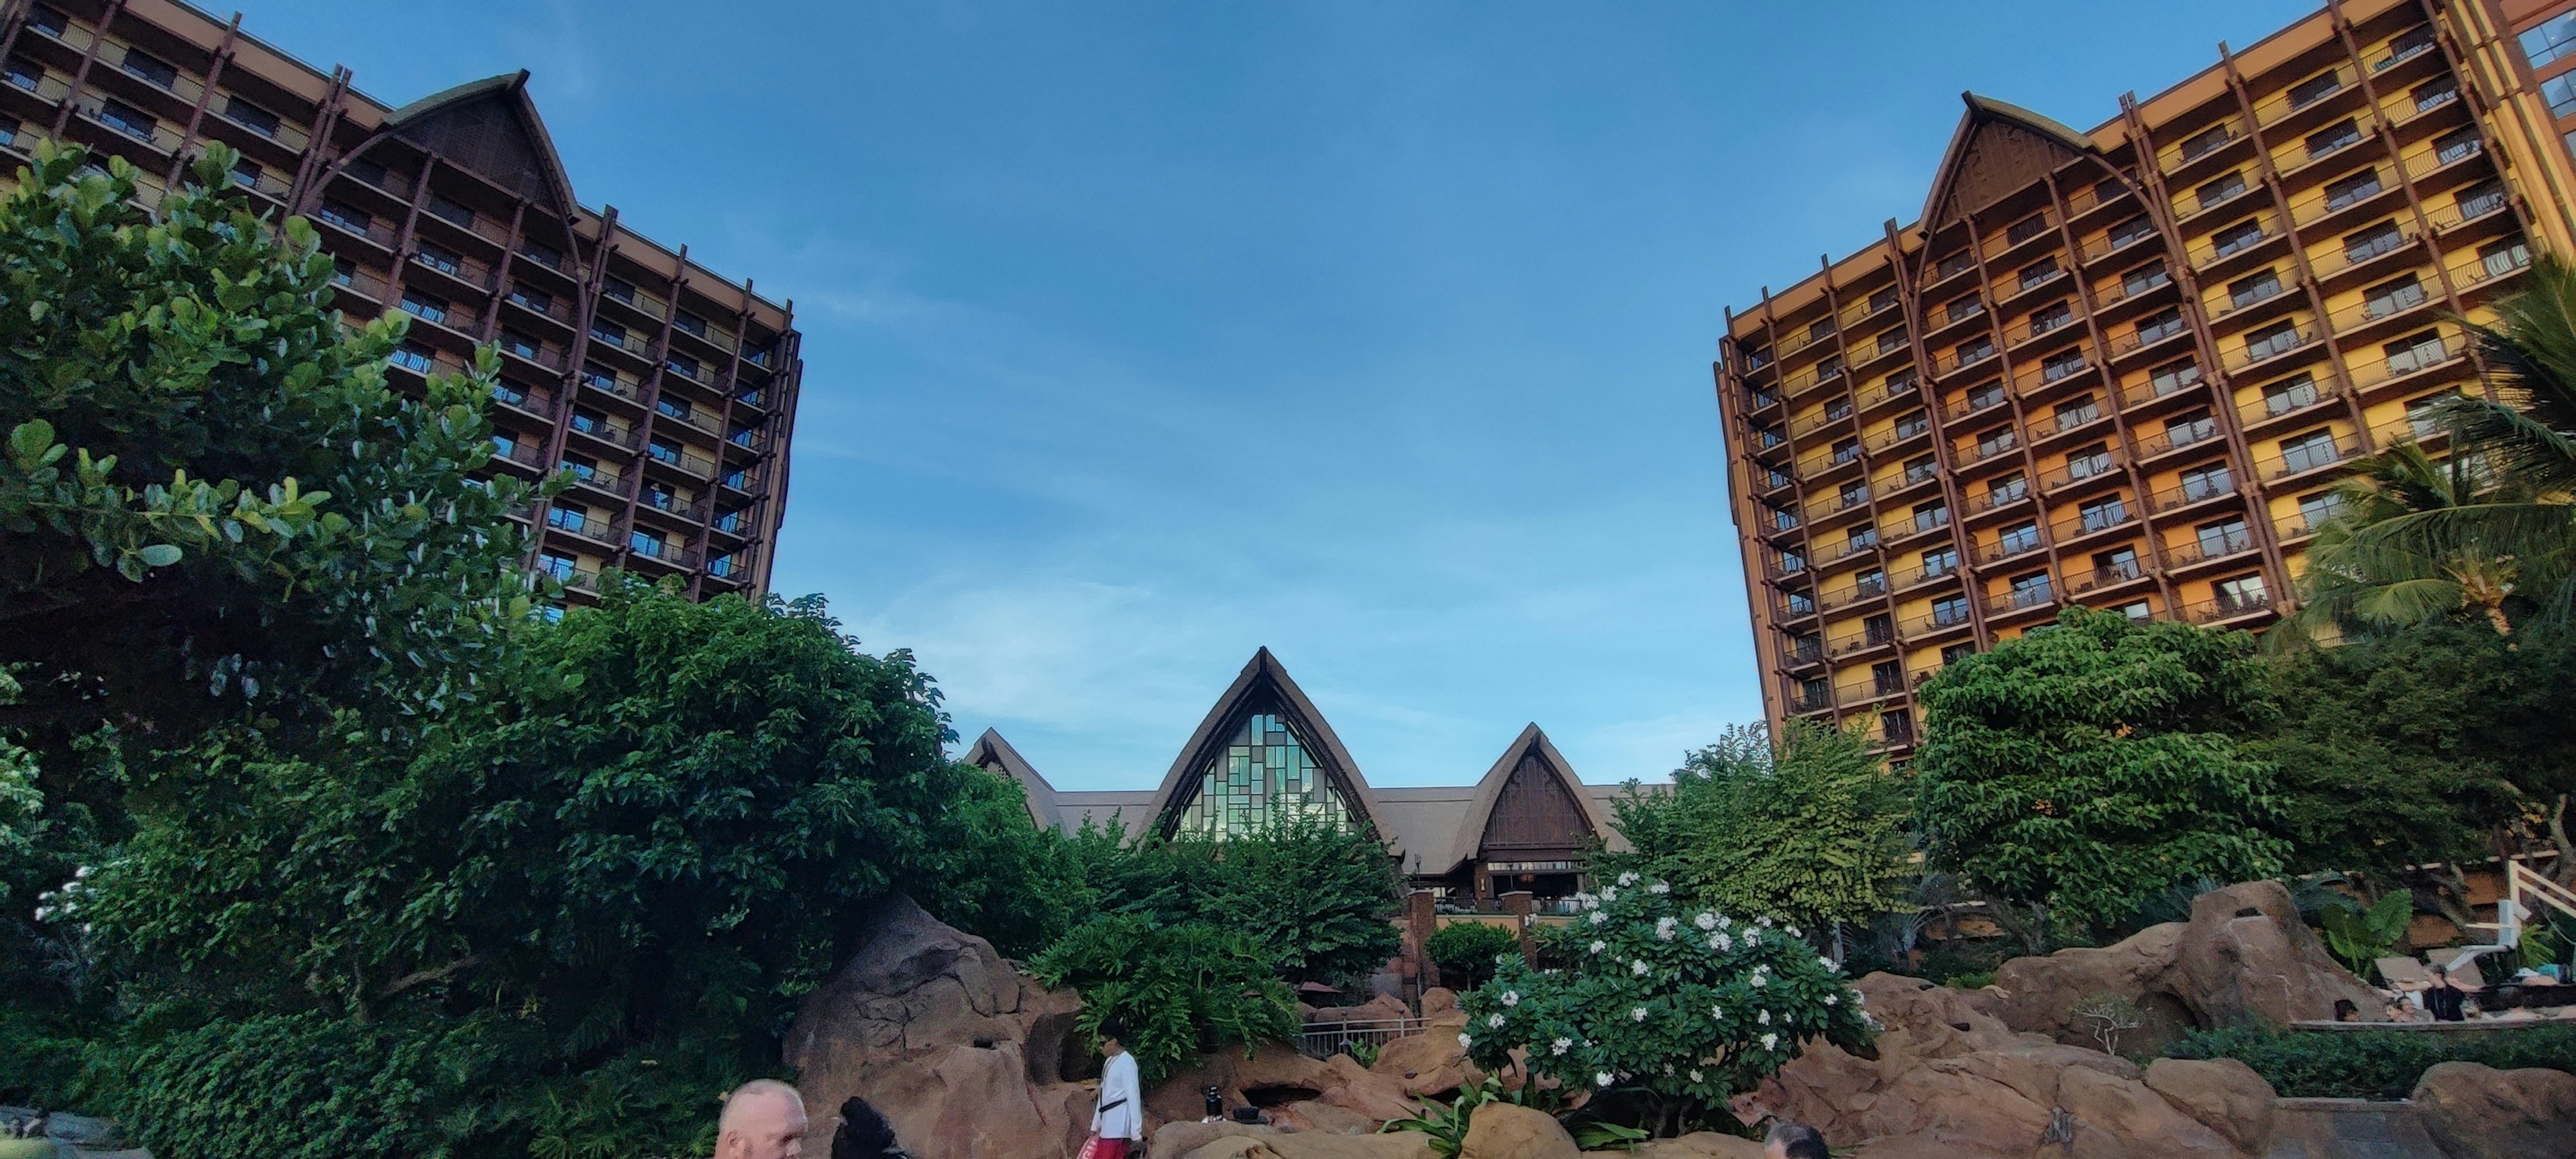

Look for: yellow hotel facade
[1715,0,2576,759]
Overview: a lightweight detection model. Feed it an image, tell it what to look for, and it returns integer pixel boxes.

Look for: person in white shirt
[1090,1018,1144,1159]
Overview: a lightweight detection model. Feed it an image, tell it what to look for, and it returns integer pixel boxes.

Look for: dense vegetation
[2167,1023,2576,1099]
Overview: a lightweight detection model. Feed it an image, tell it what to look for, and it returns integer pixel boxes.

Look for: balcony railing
[2121,366,2208,408]
[2311,229,2418,280]
[2258,437,2351,481]
[2183,592,2273,624]
[2070,561,2147,594]
[1988,583,2057,614]
[2159,121,2246,173]
[1972,535,2044,565]
[2189,219,2284,268]
[2039,455,2121,492]
[1904,609,1974,636]
[2224,328,2317,373]
[2052,506,2137,541]
[2153,475,2239,512]
[2168,531,2257,567]
[2347,337,2468,392]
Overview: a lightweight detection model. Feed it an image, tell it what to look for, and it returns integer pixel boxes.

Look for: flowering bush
[1456,872,1872,1129]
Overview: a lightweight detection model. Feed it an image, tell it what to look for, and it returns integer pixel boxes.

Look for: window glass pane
[1170,713,1355,840]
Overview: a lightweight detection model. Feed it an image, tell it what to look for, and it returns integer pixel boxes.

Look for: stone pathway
[2265,1098,2442,1159]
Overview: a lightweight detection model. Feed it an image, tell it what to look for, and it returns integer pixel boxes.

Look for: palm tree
[2282,257,2576,640]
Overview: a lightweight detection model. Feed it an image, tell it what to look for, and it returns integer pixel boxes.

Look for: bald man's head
[716,1079,806,1159]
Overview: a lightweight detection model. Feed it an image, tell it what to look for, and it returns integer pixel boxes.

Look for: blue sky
[255,0,2316,790]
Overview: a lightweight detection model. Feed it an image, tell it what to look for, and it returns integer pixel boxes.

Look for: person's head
[1095,1017,1130,1057]
[1763,1121,1828,1159]
[2430,965,2450,985]
[2332,999,2359,1022]
[716,1079,806,1159]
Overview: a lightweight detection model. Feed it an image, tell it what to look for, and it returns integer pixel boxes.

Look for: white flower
[1757,1009,1770,1025]
[1820,956,1838,972]
[1631,959,1650,977]
[1854,992,1867,1008]
[1783,1011,1795,1026]
[30,906,50,922]
[1695,912,1718,931]
[1709,1005,1725,1021]
[1688,1068,1704,1083]
[1786,925,1801,938]
[1758,916,1773,927]
[1707,930,1733,952]
[1617,871,1639,887]
[1589,910,1609,926]
[1596,1072,1615,1088]
[1656,917,1678,941]
[1551,1037,1572,1056]
[72,866,91,879]
[1589,939,1607,954]
[1761,1032,1779,1051]
[1502,990,1519,1007]
[1742,928,1762,946]
[1750,973,1768,989]
[1460,1033,1474,1048]
[1717,916,1733,929]
[1863,1012,1880,1029]
[1579,893,1600,911]
[1824,994,1839,1006]
[1649,881,1670,895]
[1487,1013,1506,1028]
[1600,885,1619,902]
[1631,1005,1649,1022]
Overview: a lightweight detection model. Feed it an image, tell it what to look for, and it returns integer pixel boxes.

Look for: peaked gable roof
[380,70,578,215]
[1919,91,2109,232]
[1425,724,1623,877]
[962,728,1061,830]
[1148,647,1393,849]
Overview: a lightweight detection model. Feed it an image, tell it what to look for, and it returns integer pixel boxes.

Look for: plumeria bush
[1456,871,1873,1135]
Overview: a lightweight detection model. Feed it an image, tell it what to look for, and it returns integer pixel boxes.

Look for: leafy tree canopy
[1067,815,1403,989]
[1424,920,1521,989]
[1913,608,2290,936]
[1602,719,1912,935]
[1028,914,1298,1089]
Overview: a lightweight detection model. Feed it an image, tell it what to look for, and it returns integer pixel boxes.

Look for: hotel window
[2455,180,2508,223]
[2384,330,2447,374]
[2008,570,2054,606]
[1768,504,1797,531]
[545,501,590,532]
[229,158,261,189]
[1764,465,1795,490]
[1876,329,1906,356]
[414,241,463,277]
[2245,321,2304,362]
[561,454,599,482]
[2054,396,2100,431]
[603,276,638,304]
[1894,410,1930,439]
[2263,374,2320,417]
[643,483,681,512]
[2407,393,2457,439]
[2481,237,2532,279]
[2178,124,2234,162]
[344,157,390,188]
[590,319,629,349]
[425,194,476,228]
[491,380,529,408]
[119,46,176,89]
[2135,308,2186,345]
[1856,567,1888,597]
[570,409,611,438]
[1974,427,2017,459]
[500,331,541,361]
[1922,545,1959,577]
[1955,337,1995,366]
[656,396,694,422]
[580,362,619,393]
[1779,548,1807,575]
[399,290,448,326]
[27,5,65,37]
[2167,410,2216,447]
[2108,215,2157,249]
[1872,660,1904,694]
[2297,490,2347,532]
[1913,500,1949,533]
[2078,495,2130,533]
[1825,397,1854,422]
[97,99,156,142]
[223,95,280,137]
[2287,69,2343,110]
[491,431,521,461]
[2324,168,2383,212]
[2435,127,2482,165]
[1868,288,1900,314]
[2197,517,2253,558]
[1817,356,1844,382]
[2121,262,2170,298]
[2065,443,2114,480]
[2363,275,2426,320]
[1988,473,2029,505]
[1936,251,1974,280]
[1998,521,2041,555]
[1931,594,1971,626]
[1902,455,1939,486]
[2117,600,2154,622]
[647,437,684,467]
[2039,349,2087,382]
[2195,171,2246,210]
[1787,590,1817,616]
[2305,119,2361,160]
[508,284,553,315]
[1807,317,1836,342]
[2214,573,2269,612]
[388,343,434,373]
[316,200,372,235]
[1832,437,1862,465]
[1846,523,1878,551]
[1941,642,1976,665]
[2096,546,2143,583]
[2523,11,2576,67]
[1171,713,1356,839]
[2226,270,2282,312]
[1946,295,1986,324]
[629,530,669,558]
[2211,219,2267,260]
[2180,463,2234,502]
[666,353,704,382]
[1788,633,1822,661]
[1836,480,1867,509]
[2343,221,2404,266]
[2278,429,2341,474]
[2412,80,2458,114]
[2029,302,2072,337]
[1797,677,1830,708]
[1965,380,2005,412]
[522,241,564,270]
[2019,258,2061,292]
[3,60,38,93]
[2546,72,2576,120]
[2006,213,2049,245]
[538,552,577,582]
[714,508,747,534]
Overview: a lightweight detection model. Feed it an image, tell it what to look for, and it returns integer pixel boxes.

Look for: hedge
[2165,1022,2576,1099]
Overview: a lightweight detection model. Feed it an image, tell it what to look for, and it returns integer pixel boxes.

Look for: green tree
[1424,920,1521,989]
[1602,719,1913,945]
[1069,817,1403,989]
[1028,914,1297,1087]
[0,142,539,751]
[1913,608,2291,940]
[1458,873,1871,1136]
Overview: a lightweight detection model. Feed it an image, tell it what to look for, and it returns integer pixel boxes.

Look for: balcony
[2347,337,2469,392]
[1904,608,1975,637]
[1865,419,1933,453]
[1829,628,1899,658]
[2133,423,2220,461]
[2063,178,2134,219]
[2223,327,2318,374]
[1782,360,1848,398]
[2039,404,2110,441]
[1856,376,1921,412]
[489,382,555,419]
[1897,559,1962,590]
[1967,483,2032,515]
[2251,68,2354,130]
[2039,454,2123,494]
[2189,219,2286,272]
[2152,474,2239,512]
[2430,186,2513,235]
[1812,534,1879,566]
[2310,229,2421,284]
[625,537,702,569]
[2108,315,2191,362]
[563,463,631,500]
[1883,510,1953,547]
[2451,243,2534,294]
[544,508,623,548]
[2120,365,2208,409]
[1935,344,2000,380]
[71,92,184,154]
[1971,535,2045,566]
[1837,292,1906,330]
[2051,505,2137,543]
[313,201,398,249]
[578,364,648,405]
[1943,390,2010,424]
[2168,530,2259,568]
[2069,560,2148,595]
[1787,688,1835,714]
[2159,120,2248,175]
[2371,26,2439,74]
[2182,592,2274,624]
[1957,435,2022,467]
[1987,583,2058,616]
[2326,287,2434,339]
[566,416,641,451]
[1819,578,1888,612]
[2174,180,2259,226]
[2257,437,2351,482]
[2081,223,2164,266]
[645,442,720,479]
[489,437,548,472]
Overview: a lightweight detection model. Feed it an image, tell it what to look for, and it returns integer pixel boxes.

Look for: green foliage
[2167,1022,2576,1100]
[2317,893,2414,981]
[0,142,541,749]
[1458,872,1871,1134]
[1603,719,1912,934]
[1425,922,1521,988]
[1027,914,1297,1088]
[1380,1075,1506,1159]
[1914,608,2292,936]
[1067,816,1403,988]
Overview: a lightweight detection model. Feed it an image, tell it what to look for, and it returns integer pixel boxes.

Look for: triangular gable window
[1170,712,1354,838]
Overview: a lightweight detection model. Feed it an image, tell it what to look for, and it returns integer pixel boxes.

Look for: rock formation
[2410,1061,2576,1159]
[1148,1042,1422,1134]
[1972,881,2384,1054]
[1151,1121,1436,1159]
[784,893,1093,1159]
[1458,1103,1578,1159]
[1739,972,2276,1158]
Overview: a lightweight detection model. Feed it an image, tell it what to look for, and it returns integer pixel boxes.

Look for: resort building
[0,0,803,598]
[1715,0,2576,757]
[965,649,1637,911]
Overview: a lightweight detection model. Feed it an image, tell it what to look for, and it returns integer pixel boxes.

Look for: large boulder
[784,894,1093,1159]
[2143,1058,2274,1156]
[1307,995,1411,1026]
[1152,1121,1438,1159]
[1738,973,2275,1158]
[2411,1061,2576,1159]
[1972,881,2383,1054]
[1458,1102,1578,1159]
[1373,1030,1472,1097]
[1592,1132,1762,1159]
[1148,1042,1421,1130]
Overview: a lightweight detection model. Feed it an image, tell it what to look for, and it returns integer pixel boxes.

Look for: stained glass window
[1170,712,1354,838]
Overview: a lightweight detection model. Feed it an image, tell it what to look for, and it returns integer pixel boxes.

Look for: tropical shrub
[1425,921,1521,989]
[1456,871,1872,1136]
[2167,1022,2576,1100]
[1028,914,1298,1087]
[2316,893,2414,981]
[1067,816,1404,988]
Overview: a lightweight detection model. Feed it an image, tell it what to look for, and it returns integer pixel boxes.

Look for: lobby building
[0,0,803,598]
[965,649,1638,910]
[1715,0,2576,757]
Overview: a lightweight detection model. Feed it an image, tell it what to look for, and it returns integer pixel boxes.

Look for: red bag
[1079,1134,1132,1159]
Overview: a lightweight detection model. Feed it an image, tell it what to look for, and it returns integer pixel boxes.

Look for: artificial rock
[2410,1061,2576,1159]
